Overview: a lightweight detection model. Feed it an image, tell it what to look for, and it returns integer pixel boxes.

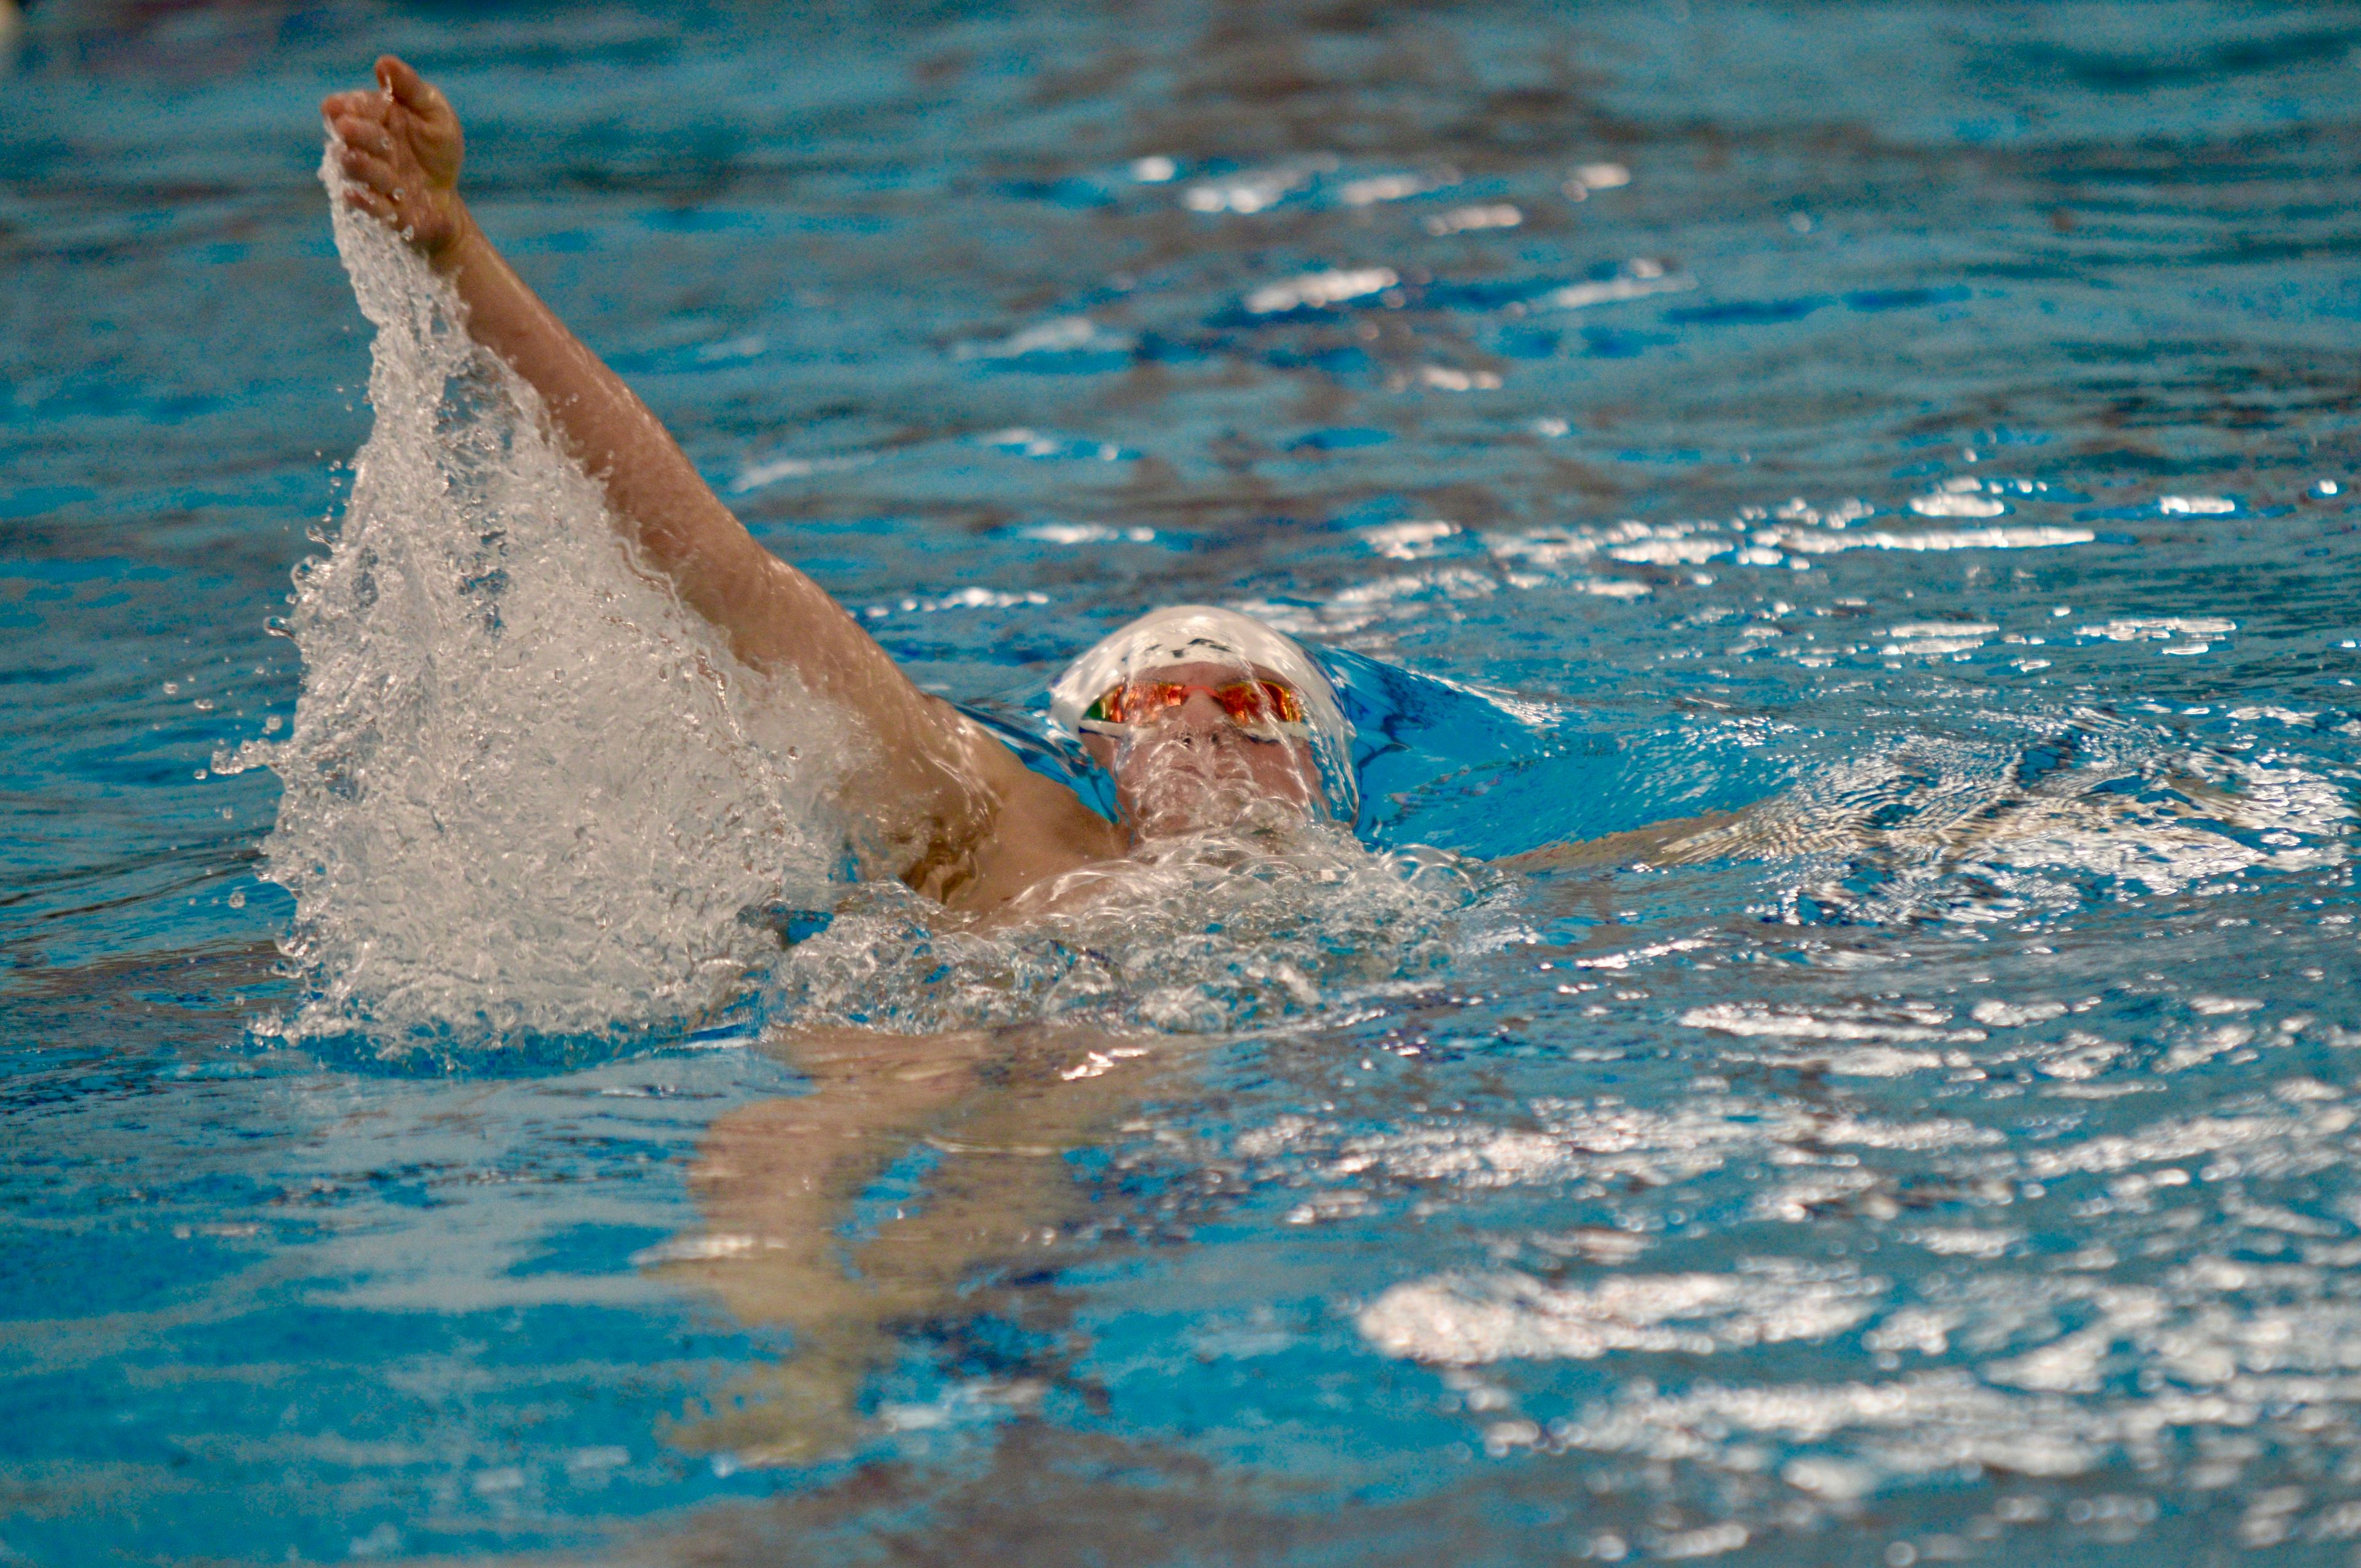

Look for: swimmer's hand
[322,55,469,262]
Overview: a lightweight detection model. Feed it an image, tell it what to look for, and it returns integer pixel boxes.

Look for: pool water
[9,0,2361,1561]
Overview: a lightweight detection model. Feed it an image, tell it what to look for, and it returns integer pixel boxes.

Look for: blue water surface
[9,0,2361,1562]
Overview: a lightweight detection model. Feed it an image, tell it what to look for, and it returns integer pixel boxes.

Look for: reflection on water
[7,0,2361,1561]
[662,1024,1164,1462]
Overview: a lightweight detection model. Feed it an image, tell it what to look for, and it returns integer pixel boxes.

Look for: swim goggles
[1080,676,1311,740]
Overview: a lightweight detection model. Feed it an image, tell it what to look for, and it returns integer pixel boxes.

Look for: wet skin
[1078,661,1329,841]
[319,55,1355,1459]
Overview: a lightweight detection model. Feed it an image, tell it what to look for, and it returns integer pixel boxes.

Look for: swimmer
[318,61,1738,1455]
[322,58,1368,912]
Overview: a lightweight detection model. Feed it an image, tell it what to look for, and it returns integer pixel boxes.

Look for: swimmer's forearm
[325,56,1030,871]
[427,205,1019,839]
[429,209,899,692]
[430,209,762,615]
[1500,809,1749,873]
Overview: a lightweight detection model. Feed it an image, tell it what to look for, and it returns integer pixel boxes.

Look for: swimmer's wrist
[426,199,483,274]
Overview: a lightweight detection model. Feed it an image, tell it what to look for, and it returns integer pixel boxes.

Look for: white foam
[766,822,1487,1034]
[1764,524,2094,553]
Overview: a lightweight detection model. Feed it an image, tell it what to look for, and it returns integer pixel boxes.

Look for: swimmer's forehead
[1116,658,1298,687]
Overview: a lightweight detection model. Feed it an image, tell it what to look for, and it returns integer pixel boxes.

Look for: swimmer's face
[1079,660,1328,840]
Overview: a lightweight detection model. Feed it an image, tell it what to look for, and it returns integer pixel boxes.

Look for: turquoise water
[8,0,2361,1560]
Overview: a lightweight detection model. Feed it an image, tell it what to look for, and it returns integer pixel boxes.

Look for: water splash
[1650,713,2354,927]
[768,820,1490,1034]
[227,149,1499,1050]
[223,149,855,1048]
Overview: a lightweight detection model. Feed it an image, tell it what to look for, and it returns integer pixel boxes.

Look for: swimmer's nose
[1166,689,1238,740]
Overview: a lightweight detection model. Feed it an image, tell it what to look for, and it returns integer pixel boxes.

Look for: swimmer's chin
[982,794,1331,927]
[1125,779,1317,845]
[1112,742,1324,843]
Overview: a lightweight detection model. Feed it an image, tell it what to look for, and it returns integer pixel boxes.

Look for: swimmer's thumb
[375,55,445,117]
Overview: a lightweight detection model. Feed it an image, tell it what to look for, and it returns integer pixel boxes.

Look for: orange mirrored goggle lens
[1085,678,1308,731]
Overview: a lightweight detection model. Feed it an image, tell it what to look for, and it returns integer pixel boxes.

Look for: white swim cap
[1047,606,1358,824]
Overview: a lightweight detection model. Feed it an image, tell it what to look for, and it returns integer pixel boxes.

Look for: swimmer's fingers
[336,143,397,194]
[340,184,399,226]
[375,55,444,117]
[319,89,374,122]
[374,53,464,189]
[328,115,393,157]
[319,55,467,256]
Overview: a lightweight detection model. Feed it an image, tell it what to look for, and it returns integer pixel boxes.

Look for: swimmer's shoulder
[933,725,1127,915]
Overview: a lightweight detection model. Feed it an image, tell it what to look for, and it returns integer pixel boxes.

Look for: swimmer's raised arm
[318,60,907,704]
[322,57,1119,903]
